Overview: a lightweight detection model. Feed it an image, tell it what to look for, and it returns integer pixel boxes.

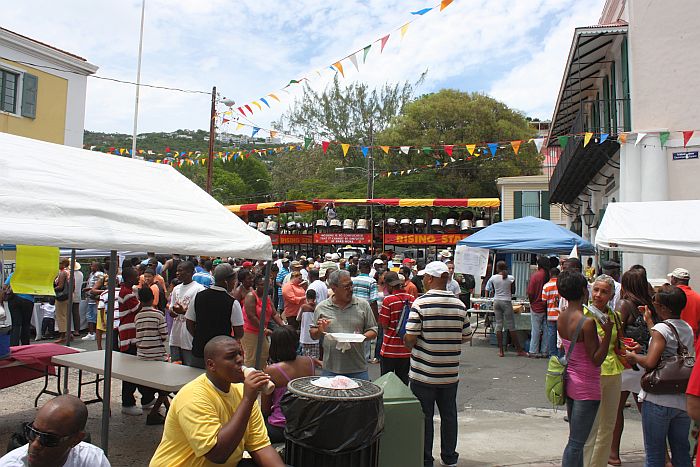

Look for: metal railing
[521,203,541,218]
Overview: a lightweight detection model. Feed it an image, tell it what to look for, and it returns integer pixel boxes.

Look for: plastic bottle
[242,366,276,395]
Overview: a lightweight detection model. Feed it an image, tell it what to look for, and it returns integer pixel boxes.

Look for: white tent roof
[0,132,272,259]
[596,200,700,257]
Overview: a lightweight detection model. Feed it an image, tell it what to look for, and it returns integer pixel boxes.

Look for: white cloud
[2,0,606,135]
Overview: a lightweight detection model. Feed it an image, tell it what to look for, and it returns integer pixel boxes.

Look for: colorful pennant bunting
[683,130,694,147]
[510,140,521,155]
[341,144,350,157]
[659,131,670,147]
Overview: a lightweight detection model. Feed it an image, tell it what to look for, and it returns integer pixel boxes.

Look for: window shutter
[21,73,38,119]
[513,191,522,219]
[540,191,550,220]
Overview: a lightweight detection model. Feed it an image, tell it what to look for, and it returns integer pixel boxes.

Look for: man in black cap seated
[601,260,621,311]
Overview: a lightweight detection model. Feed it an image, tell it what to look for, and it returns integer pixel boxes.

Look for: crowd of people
[5,247,700,467]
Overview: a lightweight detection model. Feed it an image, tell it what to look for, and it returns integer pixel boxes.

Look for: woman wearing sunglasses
[0,395,109,466]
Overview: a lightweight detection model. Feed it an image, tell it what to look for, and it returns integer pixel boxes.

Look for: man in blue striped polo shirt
[404,261,471,467]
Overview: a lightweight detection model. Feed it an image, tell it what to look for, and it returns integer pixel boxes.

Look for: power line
[1,56,210,95]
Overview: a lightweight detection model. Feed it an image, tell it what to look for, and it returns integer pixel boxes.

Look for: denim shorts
[86,302,98,324]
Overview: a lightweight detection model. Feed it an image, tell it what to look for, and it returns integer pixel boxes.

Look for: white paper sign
[454,245,489,277]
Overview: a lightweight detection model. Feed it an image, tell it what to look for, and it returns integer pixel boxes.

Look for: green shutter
[620,37,631,131]
[593,92,600,132]
[513,191,522,219]
[602,75,610,134]
[540,191,550,220]
[21,73,38,119]
[610,62,618,135]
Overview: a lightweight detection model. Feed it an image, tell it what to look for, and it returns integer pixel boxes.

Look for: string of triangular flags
[224,0,454,120]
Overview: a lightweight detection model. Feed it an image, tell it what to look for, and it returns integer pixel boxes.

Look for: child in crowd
[298,289,319,359]
[134,287,168,361]
[40,302,56,339]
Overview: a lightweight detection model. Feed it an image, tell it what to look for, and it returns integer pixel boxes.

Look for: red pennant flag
[237,107,246,116]
[165,147,170,153]
[379,34,390,53]
[443,145,453,157]
[322,141,330,154]
[244,104,253,114]
[222,118,230,124]
[683,130,694,147]
[108,147,115,153]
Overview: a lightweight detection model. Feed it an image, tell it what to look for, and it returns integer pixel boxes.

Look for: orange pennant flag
[268,93,281,102]
[333,61,345,78]
[269,130,278,139]
[380,146,390,154]
[341,144,350,157]
[510,140,522,155]
[466,144,476,156]
[618,133,628,143]
[583,132,593,147]
[440,0,453,11]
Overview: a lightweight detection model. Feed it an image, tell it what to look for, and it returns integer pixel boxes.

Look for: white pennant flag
[635,132,647,146]
[533,137,545,153]
[348,54,360,72]
[450,157,455,162]
[569,244,578,259]
[400,146,410,154]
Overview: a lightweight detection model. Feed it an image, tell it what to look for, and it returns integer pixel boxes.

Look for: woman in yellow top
[582,274,625,467]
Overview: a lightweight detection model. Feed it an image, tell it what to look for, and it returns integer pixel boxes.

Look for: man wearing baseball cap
[378,271,414,384]
[668,267,700,336]
[404,261,470,467]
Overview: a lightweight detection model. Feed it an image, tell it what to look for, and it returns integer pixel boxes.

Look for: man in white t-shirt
[167,261,204,366]
[307,268,328,304]
[446,261,461,298]
[0,395,110,467]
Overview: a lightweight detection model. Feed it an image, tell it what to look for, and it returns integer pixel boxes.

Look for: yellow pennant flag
[236,123,244,130]
[584,132,594,147]
[333,61,345,78]
[119,148,125,155]
[252,101,262,111]
[466,144,476,156]
[400,23,410,39]
[440,0,453,11]
[380,146,390,154]
[341,144,350,157]
[11,245,60,296]
[268,93,281,102]
[510,140,522,155]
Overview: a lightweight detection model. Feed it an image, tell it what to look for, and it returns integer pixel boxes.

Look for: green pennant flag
[422,147,433,155]
[362,45,371,63]
[557,135,569,148]
[659,131,670,147]
[304,137,312,150]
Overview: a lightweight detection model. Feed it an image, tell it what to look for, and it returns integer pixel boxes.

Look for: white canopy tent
[0,132,273,454]
[596,200,700,257]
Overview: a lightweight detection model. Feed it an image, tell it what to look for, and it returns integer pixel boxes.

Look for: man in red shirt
[379,271,414,385]
[669,268,700,339]
[527,256,550,357]
[118,267,156,416]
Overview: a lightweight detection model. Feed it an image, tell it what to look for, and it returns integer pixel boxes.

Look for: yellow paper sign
[10,245,59,296]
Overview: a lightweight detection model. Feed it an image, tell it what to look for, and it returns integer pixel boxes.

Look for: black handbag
[54,273,70,302]
[640,321,695,394]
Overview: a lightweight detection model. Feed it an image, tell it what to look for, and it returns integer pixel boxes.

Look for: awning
[548,22,628,142]
[227,198,500,215]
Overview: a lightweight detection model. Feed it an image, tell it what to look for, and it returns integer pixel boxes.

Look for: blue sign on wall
[673,151,699,160]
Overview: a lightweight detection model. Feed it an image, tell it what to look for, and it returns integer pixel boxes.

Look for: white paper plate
[327,332,366,343]
[311,376,360,390]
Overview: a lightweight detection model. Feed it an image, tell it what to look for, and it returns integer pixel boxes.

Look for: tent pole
[254,260,272,370]
[101,250,117,455]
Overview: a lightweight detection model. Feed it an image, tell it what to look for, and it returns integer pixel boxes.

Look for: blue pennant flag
[599,133,609,144]
[411,7,432,15]
[260,98,270,108]
[361,146,369,158]
[488,143,499,156]
[252,127,260,137]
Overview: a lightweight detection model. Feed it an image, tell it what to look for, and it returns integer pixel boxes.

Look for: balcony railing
[581,98,631,136]
[521,203,541,218]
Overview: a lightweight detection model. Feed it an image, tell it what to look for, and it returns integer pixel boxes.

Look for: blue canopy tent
[457,216,595,255]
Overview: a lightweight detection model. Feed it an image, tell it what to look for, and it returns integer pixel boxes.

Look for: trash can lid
[287,376,383,401]
[373,372,417,401]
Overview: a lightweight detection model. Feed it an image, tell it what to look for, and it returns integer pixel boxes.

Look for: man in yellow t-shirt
[150,336,284,467]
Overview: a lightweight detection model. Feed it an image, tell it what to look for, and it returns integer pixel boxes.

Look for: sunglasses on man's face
[24,423,73,448]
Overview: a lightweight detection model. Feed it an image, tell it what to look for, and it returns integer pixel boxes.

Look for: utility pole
[368,121,375,253]
[131,0,146,158]
[206,86,216,194]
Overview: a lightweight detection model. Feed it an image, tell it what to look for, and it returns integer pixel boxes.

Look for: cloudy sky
[3,0,604,137]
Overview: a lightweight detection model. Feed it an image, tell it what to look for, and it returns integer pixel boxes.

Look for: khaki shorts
[241,331,269,368]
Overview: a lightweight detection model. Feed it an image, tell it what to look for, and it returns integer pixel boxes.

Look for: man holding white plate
[310,269,378,380]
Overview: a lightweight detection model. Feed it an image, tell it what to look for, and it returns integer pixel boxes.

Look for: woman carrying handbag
[626,284,695,467]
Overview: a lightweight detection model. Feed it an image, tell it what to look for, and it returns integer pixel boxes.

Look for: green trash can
[373,372,424,467]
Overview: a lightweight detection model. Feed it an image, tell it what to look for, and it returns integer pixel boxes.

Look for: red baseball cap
[242,261,254,268]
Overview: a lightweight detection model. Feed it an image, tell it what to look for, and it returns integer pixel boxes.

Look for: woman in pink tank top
[261,326,316,444]
[556,269,613,467]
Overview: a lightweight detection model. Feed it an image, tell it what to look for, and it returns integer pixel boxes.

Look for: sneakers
[121,405,143,416]
[142,399,156,410]
[440,461,458,467]
[82,333,96,341]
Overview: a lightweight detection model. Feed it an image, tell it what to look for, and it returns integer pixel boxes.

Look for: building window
[1,69,19,114]
[514,190,550,220]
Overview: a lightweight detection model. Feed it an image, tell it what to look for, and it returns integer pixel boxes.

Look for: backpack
[396,298,413,338]
[545,317,586,406]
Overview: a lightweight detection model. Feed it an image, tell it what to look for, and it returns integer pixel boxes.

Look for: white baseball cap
[667,268,690,280]
[417,261,450,277]
[324,253,333,260]
[330,253,340,261]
